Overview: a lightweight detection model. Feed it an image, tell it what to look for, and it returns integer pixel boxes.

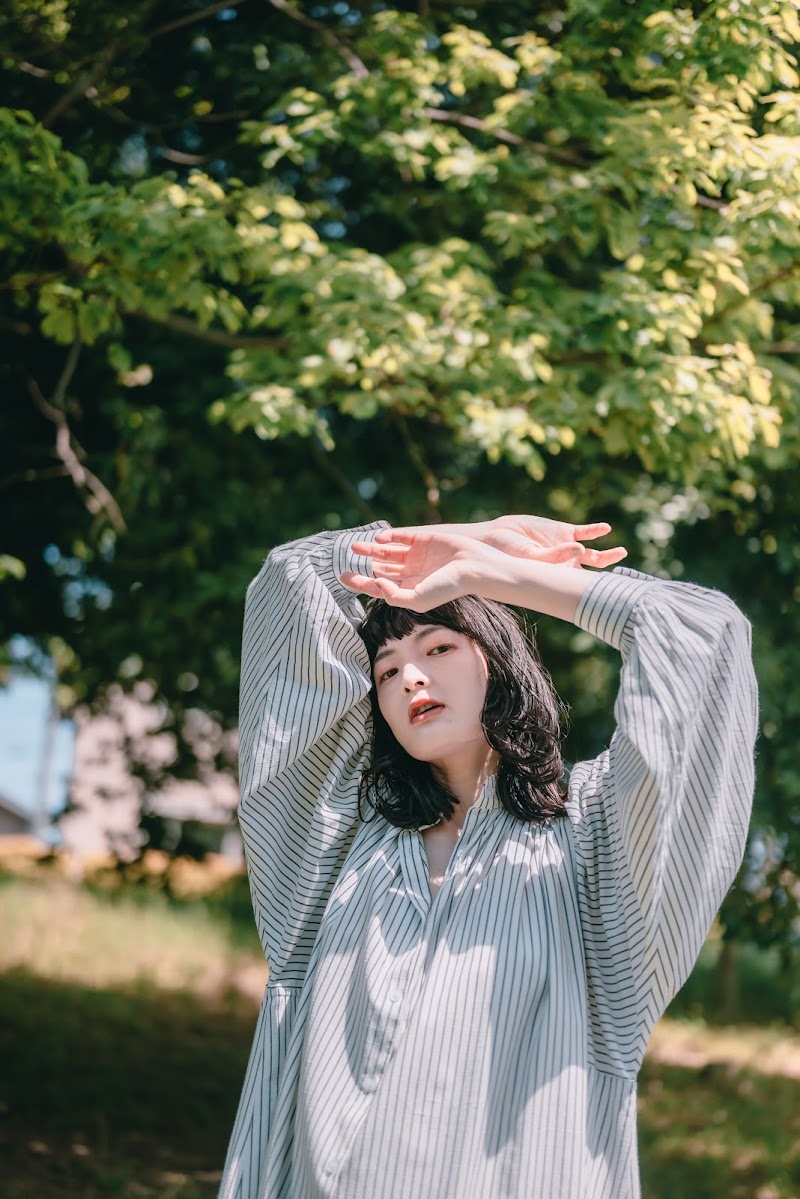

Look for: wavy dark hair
[357,594,568,830]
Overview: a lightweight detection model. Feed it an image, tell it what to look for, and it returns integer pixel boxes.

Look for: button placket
[441,806,477,890]
[365,940,426,1095]
[399,829,432,918]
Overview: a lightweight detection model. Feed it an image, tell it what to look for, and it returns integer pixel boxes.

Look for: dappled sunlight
[648,1016,800,1079]
[0,966,254,1199]
[639,1056,800,1199]
[0,875,267,1004]
[2,874,799,1198]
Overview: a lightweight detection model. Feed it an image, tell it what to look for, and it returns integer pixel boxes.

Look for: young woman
[219,515,757,1199]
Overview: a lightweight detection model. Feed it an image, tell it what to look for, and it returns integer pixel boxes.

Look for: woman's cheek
[378,692,403,742]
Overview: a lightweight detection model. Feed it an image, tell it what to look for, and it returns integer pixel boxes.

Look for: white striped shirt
[219,524,757,1199]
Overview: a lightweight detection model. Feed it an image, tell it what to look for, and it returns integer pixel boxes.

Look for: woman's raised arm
[341,520,624,620]
[239,522,386,984]
[565,569,758,1072]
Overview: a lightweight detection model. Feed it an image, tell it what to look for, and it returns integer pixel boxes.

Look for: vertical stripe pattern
[219,529,758,1199]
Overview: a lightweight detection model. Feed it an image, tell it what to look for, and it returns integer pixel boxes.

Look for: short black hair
[358,594,568,830]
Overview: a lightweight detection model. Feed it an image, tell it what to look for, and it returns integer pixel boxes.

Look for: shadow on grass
[0,967,258,1199]
[639,1056,800,1199]
[4,963,800,1199]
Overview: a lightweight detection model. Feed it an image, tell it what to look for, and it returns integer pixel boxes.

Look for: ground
[1,869,798,1199]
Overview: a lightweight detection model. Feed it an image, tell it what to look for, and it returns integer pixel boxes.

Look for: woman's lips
[409,703,445,725]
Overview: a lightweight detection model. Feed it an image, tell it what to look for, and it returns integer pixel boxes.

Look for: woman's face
[373,624,491,767]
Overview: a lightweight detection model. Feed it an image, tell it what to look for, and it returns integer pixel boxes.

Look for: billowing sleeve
[219,525,385,1199]
[565,567,758,1075]
[237,522,386,985]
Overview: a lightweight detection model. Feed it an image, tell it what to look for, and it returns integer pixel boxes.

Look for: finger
[596,546,628,565]
[339,571,385,597]
[372,562,406,580]
[373,579,418,606]
[371,529,416,546]
[532,541,584,564]
[340,573,416,605]
[581,546,627,567]
[352,541,409,562]
[386,586,426,608]
[573,522,612,541]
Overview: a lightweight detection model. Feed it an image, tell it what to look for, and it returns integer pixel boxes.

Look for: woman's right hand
[340,530,512,611]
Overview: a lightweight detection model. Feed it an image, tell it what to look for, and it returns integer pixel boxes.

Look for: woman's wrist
[468,553,600,624]
[443,519,495,541]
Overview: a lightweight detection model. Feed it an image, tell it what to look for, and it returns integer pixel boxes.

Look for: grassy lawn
[2,871,799,1199]
[0,969,251,1199]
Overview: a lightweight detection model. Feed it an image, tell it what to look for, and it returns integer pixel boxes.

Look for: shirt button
[363,1074,378,1093]
[388,987,403,1003]
[325,1161,338,1176]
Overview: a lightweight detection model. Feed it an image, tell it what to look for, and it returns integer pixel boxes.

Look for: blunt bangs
[360,597,491,671]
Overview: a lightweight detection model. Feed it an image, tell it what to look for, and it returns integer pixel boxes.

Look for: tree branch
[149,0,249,39]
[714,261,800,325]
[696,194,729,211]
[390,412,442,522]
[0,465,70,490]
[26,342,128,534]
[41,44,120,128]
[17,59,52,78]
[264,0,369,78]
[307,437,377,524]
[755,342,800,355]
[421,108,589,167]
[751,262,800,299]
[158,147,212,165]
[40,0,160,128]
[423,110,743,216]
[126,310,289,351]
[52,338,81,408]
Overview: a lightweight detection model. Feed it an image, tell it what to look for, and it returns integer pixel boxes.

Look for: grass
[1,870,799,1199]
[639,1058,800,1199]
[0,871,266,1004]
[0,967,253,1199]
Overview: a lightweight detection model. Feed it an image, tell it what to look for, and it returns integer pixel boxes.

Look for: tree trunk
[715,940,739,1024]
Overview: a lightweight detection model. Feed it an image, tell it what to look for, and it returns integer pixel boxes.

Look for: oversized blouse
[218,523,758,1199]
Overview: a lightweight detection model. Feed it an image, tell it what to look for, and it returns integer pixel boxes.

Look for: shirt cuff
[331,522,390,583]
[574,566,660,653]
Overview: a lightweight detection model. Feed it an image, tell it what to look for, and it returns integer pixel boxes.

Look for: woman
[219,514,757,1199]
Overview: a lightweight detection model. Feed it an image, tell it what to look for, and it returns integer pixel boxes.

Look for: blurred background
[2,1,800,1196]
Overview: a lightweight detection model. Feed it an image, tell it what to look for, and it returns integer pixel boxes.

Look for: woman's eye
[430,644,452,655]
[378,667,397,684]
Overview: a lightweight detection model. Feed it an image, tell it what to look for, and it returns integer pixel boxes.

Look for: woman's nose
[402,664,429,691]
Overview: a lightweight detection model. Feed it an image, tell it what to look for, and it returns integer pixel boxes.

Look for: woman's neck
[433,748,500,826]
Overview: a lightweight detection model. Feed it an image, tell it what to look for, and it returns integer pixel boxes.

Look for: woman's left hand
[375,515,626,570]
[340,529,515,610]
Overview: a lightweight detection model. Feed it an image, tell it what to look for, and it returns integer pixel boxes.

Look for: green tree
[2,0,800,964]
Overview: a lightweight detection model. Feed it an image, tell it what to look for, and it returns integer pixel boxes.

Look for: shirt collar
[415,772,502,831]
[472,771,501,813]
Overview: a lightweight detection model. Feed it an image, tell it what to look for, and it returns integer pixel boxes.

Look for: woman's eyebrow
[373,626,441,667]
